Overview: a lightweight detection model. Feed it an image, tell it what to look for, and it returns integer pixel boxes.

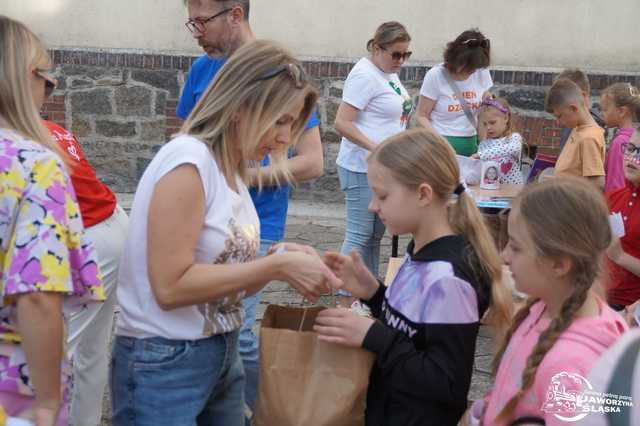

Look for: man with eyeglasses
[178,1,324,423]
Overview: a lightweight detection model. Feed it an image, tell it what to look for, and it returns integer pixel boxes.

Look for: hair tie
[454,183,466,195]
[481,98,509,114]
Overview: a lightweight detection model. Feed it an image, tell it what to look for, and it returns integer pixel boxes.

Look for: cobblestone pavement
[100,199,494,424]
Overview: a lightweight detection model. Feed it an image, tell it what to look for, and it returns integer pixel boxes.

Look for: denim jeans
[338,166,385,278]
[110,331,244,426]
[239,239,274,424]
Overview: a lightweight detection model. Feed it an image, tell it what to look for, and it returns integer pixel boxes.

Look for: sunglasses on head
[251,63,307,89]
[380,46,412,61]
[33,69,57,98]
[462,38,490,50]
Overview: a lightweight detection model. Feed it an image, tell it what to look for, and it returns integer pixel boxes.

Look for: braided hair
[492,177,612,422]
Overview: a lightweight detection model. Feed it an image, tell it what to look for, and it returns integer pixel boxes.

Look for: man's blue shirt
[177,54,320,241]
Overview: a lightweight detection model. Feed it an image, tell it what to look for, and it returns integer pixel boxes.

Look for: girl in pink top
[601,83,640,193]
[464,178,628,425]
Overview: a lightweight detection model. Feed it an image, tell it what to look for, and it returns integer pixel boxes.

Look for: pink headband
[481,98,509,115]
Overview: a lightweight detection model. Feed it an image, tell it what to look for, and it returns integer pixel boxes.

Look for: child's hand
[324,250,379,300]
[623,301,640,328]
[314,308,375,347]
[470,153,480,160]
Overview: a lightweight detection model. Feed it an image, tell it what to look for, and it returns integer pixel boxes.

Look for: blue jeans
[338,166,385,278]
[110,331,244,426]
[239,239,274,424]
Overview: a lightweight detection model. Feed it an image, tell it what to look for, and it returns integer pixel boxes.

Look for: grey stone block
[131,69,180,98]
[96,120,137,138]
[70,88,112,115]
[140,120,167,142]
[136,157,152,180]
[70,115,92,138]
[155,91,167,116]
[114,86,152,116]
[70,78,94,89]
[325,100,339,127]
[497,87,546,111]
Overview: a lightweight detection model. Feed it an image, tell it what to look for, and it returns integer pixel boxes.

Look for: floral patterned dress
[0,128,104,422]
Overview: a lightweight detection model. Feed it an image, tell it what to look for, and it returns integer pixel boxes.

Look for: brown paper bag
[253,305,375,426]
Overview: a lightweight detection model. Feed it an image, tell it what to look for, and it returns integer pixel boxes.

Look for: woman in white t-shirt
[416,29,493,156]
[334,21,413,279]
[110,41,337,426]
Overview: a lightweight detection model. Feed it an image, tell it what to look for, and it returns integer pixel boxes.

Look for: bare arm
[17,292,64,421]
[608,238,640,278]
[248,126,324,187]
[415,95,438,133]
[334,102,377,152]
[147,164,335,310]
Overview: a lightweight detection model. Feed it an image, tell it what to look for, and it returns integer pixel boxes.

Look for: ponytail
[369,128,513,342]
[450,190,513,339]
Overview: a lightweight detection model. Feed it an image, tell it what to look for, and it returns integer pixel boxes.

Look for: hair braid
[495,265,594,422]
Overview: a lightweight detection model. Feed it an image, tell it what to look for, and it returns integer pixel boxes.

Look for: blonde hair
[478,97,515,138]
[545,78,584,113]
[0,15,60,155]
[366,21,411,52]
[602,82,640,121]
[368,128,513,336]
[493,177,612,422]
[179,40,318,188]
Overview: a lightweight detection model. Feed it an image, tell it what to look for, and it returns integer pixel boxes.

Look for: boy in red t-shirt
[606,128,640,312]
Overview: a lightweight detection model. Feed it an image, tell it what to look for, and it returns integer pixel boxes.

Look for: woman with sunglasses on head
[110,40,337,426]
[416,29,493,156]
[0,15,104,426]
[30,54,129,426]
[334,21,413,283]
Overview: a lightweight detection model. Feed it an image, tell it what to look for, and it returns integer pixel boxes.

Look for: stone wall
[42,49,640,200]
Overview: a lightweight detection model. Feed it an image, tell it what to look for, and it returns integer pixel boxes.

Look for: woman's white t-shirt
[116,135,260,340]
[420,63,493,137]
[336,57,413,173]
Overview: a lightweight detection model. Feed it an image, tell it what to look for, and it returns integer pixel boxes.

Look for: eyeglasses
[33,69,57,98]
[462,38,490,50]
[621,142,640,159]
[185,8,232,34]
[251,63,307,89]
[379,46,412,62]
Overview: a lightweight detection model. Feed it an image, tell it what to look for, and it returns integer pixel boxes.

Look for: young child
[606,128,640,311]
[471,177,627,425]
[555,69,606,148]
[316,128,513,426]
[474,97,524,184]
[546,79,606,189]
[601,83,640,192]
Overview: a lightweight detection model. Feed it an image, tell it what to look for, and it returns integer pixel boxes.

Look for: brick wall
[42,48,640,198]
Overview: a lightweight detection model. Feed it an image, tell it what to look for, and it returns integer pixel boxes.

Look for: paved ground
[99,197,494,423]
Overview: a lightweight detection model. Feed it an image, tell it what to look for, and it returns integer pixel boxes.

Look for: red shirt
[606,180,640,306]
[44,121,117,227]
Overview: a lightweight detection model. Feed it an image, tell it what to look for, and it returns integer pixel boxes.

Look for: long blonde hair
[493,177,612,422]
[180,40,318,188]
[368,128,513,336]
[0,15,60,154]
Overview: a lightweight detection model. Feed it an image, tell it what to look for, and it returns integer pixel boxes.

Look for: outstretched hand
[275,248,341,302]
[323,249,379,300]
